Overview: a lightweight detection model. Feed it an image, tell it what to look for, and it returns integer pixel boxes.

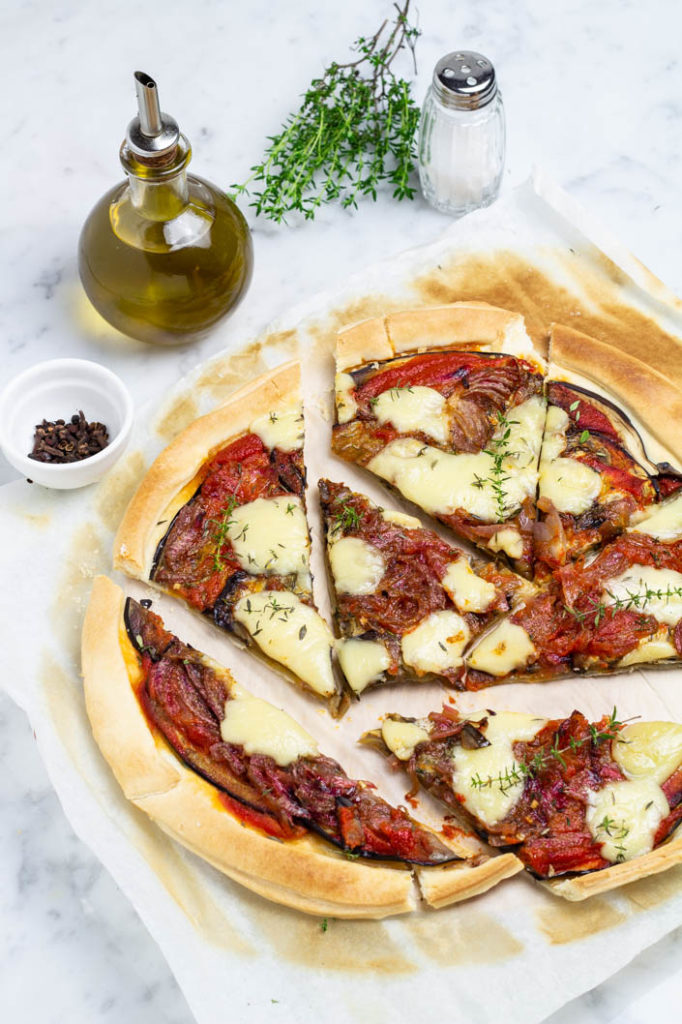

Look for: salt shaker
[418,51,505,217]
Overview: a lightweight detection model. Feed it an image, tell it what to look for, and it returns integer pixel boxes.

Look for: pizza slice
[318,478,534,695]
[558,488,682,672]
[82,577,522,916]
[366,702,682,899]
[536,324,682,571]
[332,303,546,578]
[114,363,347,714]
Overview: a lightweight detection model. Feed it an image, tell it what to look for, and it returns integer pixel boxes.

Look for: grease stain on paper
[155,394,200,442]
[410,909,523,965]
[621,864,682,911]
[536,897,626,945]
[95,450,147,531]
[50,522,108,665]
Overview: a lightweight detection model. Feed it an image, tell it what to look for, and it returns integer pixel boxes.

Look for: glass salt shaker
[418,51,505,217]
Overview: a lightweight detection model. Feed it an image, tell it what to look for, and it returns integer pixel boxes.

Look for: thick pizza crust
[114,361,301,579]
[549,324,682,466]
[415,853,523,909]
[336,302,543,373]
[82,576,516,918]
[543,832,682,902]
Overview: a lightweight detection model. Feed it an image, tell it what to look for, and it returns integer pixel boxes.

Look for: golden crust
[550,324,682,461]
[416,853,523,909]
[335,302,535,374]
[543,832,682,901]
[82,576,517,917]
[113,361,301,579]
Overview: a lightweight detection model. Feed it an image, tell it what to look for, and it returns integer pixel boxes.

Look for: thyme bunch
[232,2,421,222]
[481,411,520,522]
[565,583,682,628]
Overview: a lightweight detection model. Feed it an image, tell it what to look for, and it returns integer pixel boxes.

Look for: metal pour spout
[126,71,180,158]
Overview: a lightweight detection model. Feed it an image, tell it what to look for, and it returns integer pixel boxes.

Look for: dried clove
[28,410,109,464]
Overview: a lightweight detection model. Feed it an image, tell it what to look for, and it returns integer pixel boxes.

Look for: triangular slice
[82,577,522,916]
[332,303,546,577]
[366,702,682,899]
[536,324,682,572]
[114,363,347,714]
[319,479,535,696]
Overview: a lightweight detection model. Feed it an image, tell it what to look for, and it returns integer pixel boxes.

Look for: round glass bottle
[79,73,253,346]
[418,51,505,218]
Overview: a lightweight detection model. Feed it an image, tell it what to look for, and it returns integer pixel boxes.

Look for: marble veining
[2,0,682,1021]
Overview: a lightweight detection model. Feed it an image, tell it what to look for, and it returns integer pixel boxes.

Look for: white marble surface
[2,0,682,1020]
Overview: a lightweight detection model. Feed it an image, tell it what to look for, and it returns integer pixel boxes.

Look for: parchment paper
[4,173,682,1024]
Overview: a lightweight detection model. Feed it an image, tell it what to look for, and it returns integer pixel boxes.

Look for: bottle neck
[119,135,192,220]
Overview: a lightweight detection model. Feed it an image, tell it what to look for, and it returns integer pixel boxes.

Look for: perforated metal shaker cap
[432,51,498,110]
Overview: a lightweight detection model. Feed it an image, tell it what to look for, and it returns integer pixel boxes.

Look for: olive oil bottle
[79,72,253,345]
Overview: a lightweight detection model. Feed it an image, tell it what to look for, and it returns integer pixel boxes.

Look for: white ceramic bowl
[0,358,134,489]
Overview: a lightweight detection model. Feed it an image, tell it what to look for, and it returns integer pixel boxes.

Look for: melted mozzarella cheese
[373,385,449,445]
[603,565,682,626]
[630,490,682,541]
[381,508,422,529]
[613,722,682,785]
[618,632,678,667]
[586,779,669,862]
[401,610,470,674]
[381,719,430,760]
[452,711,547,827]
[220,689,318,766]
[488,527,524,560]
[506,395,546,471]
[250,404,304,451]
[466,619,536,677]
[228,497,310,576]
[335,372,358,424]
[328,536,385,595]
[337,637,391,694]
[541,405,569,463]
[442,558,496,613]
[539,458,602,515]
[233,591,336,696]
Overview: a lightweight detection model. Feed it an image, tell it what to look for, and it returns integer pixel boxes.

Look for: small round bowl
[0,358,134,489]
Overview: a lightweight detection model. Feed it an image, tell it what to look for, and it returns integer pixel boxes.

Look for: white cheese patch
[614,722,682,785]
[381,508,422,529]
[507,395,546,471]
[373,385,449,445]
[381,719,430,761]
[228,497,310,577]
[328,536,385,595]
[233,591,336,697]
[488,527,524,560]
[539,458,602,515]
[250,404,304,451]
[630,490,682,541]
[603,565,682,626]
[466,619,536,677]
[401,610,470,674]
[541,405,569,463]
[618,632,678,668]
[337,637,391,694]
[452,711,547,828]
[442,558,497,613]
[335,372,357,424]
[586,779,669,863]
[220,690,318,766]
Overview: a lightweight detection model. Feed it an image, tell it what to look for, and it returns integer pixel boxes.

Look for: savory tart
[114,363,347,714]
[366,702,682,899]
[81,576,522,916]
[319,478,534,694]
[332,303,546,577]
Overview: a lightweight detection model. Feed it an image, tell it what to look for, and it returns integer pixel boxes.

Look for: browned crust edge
[415,852,523,909]
[113,361,301,579]
[543,831,682,901]
[81,576,516,917]
[549,323,682,462]
[336,302,541,373]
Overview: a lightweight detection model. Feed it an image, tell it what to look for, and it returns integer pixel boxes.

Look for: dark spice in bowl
[28,411,109,463]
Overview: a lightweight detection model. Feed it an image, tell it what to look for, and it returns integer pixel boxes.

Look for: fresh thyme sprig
[207,496,238,572]
[565,583,682,628]
[595,814,630,862]
[332,503,363,535]
[469,707,627,794]
[232,1,421,222]
[482,412,520,522]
